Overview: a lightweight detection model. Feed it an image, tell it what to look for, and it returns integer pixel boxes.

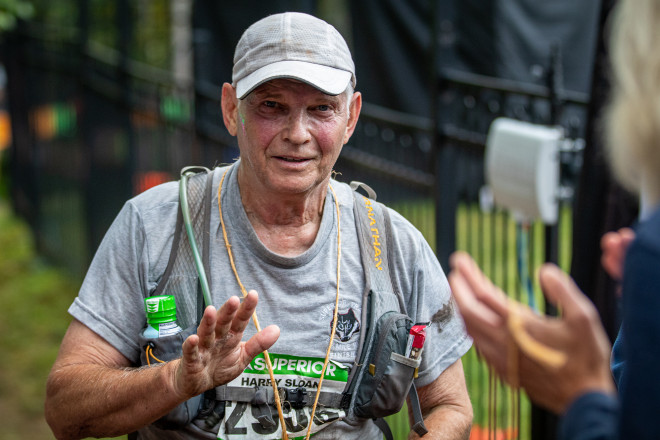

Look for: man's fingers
[182,333,200,361]
[214,296,241,339]
[230,290,259,335]
[244,325,280,360]
[211,291,259,344]
[197,306,219,349]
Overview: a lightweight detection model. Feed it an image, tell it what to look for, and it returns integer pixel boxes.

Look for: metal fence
[433,62,590,439]
[5,14,592,440]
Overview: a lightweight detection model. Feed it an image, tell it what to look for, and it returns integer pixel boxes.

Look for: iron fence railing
[432,61,589,440]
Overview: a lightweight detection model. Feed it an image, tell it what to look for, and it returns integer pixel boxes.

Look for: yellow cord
[507,301,567,370]
[217,169,343,440]
[304,183,341,440]
[145,345,165,366]
[218,170,288,440]
[504,301,564,440]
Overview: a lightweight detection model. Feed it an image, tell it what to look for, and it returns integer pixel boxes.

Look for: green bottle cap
[144,295,177,325]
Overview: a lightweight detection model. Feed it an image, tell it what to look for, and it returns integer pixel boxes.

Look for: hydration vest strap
[351,189,395,296]
[151,193,185,298]
[408,382,429,437]
[349,185,428,437]
[373,417,394,440]
[154,167,213,329]
[252,388,277,428]
[199,169,214,320]
[214,385,343,408]
[349,181,378,200]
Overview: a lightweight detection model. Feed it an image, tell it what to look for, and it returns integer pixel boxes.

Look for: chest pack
[137,166,429,439]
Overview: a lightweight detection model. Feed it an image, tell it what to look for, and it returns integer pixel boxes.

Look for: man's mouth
[278,156,308,162]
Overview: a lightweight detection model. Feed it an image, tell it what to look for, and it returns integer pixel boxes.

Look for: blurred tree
[30,0,76,28]
[171,0,191,86]
[132,0,171,68]
[0,0,34,32]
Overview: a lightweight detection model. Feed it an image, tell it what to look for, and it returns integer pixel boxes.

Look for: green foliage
[29,0,74,26]
[27,0,171,69]
[88,0,116,47]
[131,0,170,68]
[0,201,79,438]
[0,0,34,32]
[385,404,410,438]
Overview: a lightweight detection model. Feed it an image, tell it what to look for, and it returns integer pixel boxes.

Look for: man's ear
[221,83,239,136]
[343,92,362,145]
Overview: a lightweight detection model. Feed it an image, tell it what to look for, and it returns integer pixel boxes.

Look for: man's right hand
[172,290,280,400]
[46,290,278,439]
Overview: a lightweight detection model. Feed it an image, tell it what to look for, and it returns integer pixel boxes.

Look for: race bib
[217,352,349,439]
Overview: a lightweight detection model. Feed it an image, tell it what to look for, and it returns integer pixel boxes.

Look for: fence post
[4,24,35,222]
[529,42,566,440]
[432,0,458,272]
[117,0,135,186]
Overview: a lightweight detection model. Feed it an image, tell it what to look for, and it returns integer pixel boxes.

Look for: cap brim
[235,60,353,99]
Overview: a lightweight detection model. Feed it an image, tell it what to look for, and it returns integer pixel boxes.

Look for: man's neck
[236,173,329,257]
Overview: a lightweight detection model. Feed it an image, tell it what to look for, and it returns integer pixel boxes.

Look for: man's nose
[284,110,311,145]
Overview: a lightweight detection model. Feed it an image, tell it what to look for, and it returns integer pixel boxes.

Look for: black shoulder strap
[152,167,213,328]
[152,194,185,297]
[350,182,428,437]
[408,382,429,437]
[373,417,394,440]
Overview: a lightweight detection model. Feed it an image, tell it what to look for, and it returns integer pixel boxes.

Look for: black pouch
[137,324,203,429]
[352,311,421,418]
[191,389,225,434]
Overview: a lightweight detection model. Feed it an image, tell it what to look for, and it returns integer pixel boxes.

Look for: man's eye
[316,105,330,111]
[263,101,277,108]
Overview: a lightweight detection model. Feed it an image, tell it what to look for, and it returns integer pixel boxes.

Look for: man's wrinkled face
[229,79,359,196]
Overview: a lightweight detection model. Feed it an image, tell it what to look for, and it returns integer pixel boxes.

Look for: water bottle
[142,295,183,338]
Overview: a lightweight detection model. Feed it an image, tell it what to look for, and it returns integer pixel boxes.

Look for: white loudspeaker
[485,117,562,224]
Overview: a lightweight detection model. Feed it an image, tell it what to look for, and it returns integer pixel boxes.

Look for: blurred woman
[448,0,660,438]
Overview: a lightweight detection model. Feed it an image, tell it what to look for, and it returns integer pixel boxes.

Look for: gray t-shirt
[69,163,471,440]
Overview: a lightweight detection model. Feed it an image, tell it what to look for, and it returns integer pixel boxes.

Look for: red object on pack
[411,325,426,348]
[408,324,427,360]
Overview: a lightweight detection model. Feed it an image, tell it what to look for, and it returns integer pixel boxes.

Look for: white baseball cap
[232,12,356,99]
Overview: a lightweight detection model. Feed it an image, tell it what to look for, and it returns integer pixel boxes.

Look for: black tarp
[351,0,601,116]
[192,1,317,93]
[193,0,601,115]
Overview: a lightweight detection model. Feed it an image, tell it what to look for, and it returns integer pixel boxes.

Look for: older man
[45,12,472,440]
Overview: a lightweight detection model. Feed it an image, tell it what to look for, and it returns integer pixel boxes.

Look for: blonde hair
[605,0,660,198]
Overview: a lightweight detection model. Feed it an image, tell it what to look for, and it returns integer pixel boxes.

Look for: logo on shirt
[331,308,361,342]
[318,299,361,360]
